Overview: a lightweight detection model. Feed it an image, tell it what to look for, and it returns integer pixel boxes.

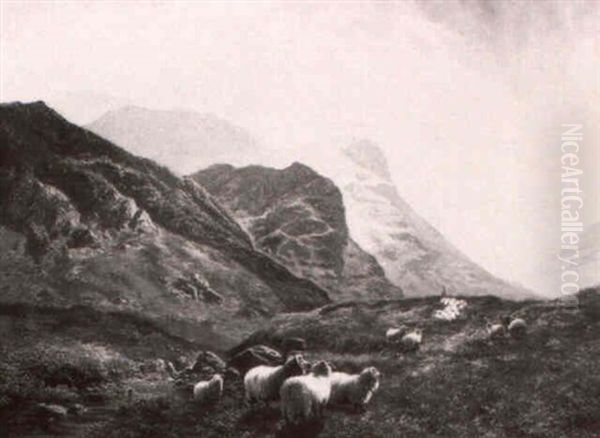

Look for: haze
[1,1,598,296]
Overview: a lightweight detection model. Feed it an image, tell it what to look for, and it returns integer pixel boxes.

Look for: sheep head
[359,367,381,389]
[311,361,332,377]
[282,354,305,377]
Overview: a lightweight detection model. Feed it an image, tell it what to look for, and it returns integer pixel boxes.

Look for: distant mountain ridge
[0,102,329,334]
[192,162,402,300]
[87,106,260,174]
[86,105,534,300]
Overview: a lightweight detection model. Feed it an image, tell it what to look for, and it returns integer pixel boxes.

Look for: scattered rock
[225,367,241,380]
[281,337,306,354]
[140,358,168,374]
[192,351,227,373]
[228,344,283,375]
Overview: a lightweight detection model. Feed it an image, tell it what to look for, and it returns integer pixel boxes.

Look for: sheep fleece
[280,374,331,424]
[330,372,379,406]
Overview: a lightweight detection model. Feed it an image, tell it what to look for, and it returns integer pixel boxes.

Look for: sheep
[508,318,527,339]
[193,374,223,404]
[280,361,333,425]
[435,297,467,321]
[385,325,408,343]
[244,354,305,406]
[329,367,381,411]
[486,322,507,340]
[400,329,423,352]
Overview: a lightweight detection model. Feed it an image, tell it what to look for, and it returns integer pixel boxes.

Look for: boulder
[192,351,226,373]
[281,337,306,353]
[140,358,168,374]
[228,344,283,375]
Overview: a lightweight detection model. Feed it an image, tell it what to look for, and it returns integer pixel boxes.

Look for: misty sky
[1,1,598,295]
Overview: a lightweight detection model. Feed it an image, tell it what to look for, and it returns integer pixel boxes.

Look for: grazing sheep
[244,354,305,405]
[329,367,381,410]
[193,374,224,404]
[486,322,507,340]
[385,326,408,343]
[280,361,333,425]
[400,329,423,352]
[508,318,527,339]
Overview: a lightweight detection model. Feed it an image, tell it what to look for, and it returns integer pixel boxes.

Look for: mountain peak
[1,100,60,118]
[192,163,402,300]
[343,139,392,181]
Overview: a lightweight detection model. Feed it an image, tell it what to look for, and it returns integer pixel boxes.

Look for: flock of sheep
[186,296,528,432]
[191,353,381,428]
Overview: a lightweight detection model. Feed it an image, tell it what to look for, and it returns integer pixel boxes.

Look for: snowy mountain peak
[343,139,392,181]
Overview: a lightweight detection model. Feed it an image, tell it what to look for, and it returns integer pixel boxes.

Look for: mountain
[317,140,533,299]
[192,163,402,300]
[86,106,261,175]
[0,102,330,343]
[86,105,532,299]
[46,90,131,125]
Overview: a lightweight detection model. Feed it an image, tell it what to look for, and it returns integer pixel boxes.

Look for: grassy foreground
[1,295,599,437]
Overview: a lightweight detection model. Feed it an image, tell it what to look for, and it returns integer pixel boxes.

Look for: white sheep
[508,318,527,339]
[193,374,223,404]
[486,322,507,340]
[435,297,467,321]
[385,326,408,343]
[244,354,305,406]
[329,367,381,410]
[401,329,423,352]
[280,361,333,425]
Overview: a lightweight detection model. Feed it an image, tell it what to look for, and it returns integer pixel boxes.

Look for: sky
[1,1,598,295]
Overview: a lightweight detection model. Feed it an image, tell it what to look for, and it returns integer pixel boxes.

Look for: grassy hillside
[13,292,592,438]
[0,101,332,331]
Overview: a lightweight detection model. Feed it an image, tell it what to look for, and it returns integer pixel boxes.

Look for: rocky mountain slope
[318,140,533,299]
[0,102,330,341]
[86,106,261,175]
[86,105,532,299]
[192,163,402,300]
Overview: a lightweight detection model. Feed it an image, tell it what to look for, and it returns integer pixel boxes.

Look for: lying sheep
[244,354,305,406]
[507,318,527,339]
[486,322,507,340]
[193,374,223,404]
[280,361,333,425]
[385,326,408,343]
[401,329,423,352]
[329,367,381,411]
